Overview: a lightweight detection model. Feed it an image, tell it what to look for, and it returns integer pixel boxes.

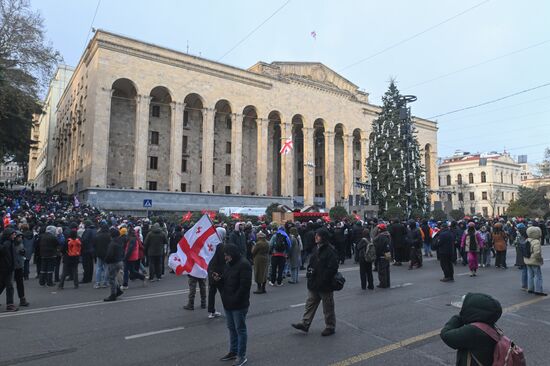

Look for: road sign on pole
[143,199,153,208]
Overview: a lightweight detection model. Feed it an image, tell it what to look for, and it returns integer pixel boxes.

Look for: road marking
[289,303,306,308]
[390,282,413,289]
[456,272,471,276]
[329,295,549,366]
[0,289,190,319]
[125,326,186,340]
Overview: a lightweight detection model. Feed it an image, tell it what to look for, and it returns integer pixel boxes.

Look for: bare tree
[488,187,503,217]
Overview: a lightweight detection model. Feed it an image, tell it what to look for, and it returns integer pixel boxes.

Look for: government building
[42,30,438,212]
[438,151,521,217]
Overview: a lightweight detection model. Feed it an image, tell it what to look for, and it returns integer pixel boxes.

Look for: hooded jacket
[220,244,252,311]
[0,229,15,272]
[93,225,111,260]
[306,230,339,292]
[39,226,60,258]
[228,223,247,256]
[440,293,502,366]
[144,224,167,257]
[524,226,543,266]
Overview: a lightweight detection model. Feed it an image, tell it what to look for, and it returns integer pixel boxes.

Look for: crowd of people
[0,188,548,365]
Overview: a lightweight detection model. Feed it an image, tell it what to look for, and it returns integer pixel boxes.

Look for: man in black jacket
[374,224,392,288]
[214,244,252,366]
[80,220,96,283]
[104,228,124,301]
[0,228,18,311]
[207,227,226,319]
[292,228,339,336]
[437,222,455,282]
[93,223,111,288]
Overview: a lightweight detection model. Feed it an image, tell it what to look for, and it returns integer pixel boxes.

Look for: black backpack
[519,238,531,258]
[274,233,287,253]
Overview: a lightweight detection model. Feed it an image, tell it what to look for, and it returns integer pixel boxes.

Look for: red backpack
[471,322,526,366]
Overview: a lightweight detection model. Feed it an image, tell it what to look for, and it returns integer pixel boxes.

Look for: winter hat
[119,227,128,236]
[377,223,387,231]
[257,231,266,239]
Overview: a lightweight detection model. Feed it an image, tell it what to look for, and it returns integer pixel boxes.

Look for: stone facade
[438,152,521,217]
[27,65,74,189]
[51,30,438,209]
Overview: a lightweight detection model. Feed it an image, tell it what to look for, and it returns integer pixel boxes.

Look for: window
[457,174,462,185]
[512,192,515,201]
[200,161,202,174]
[181,159,187,172]
[501,191,505,200]
[354,160,361,170]
[226,142,231,154]
[469,173,474,184]
[150,131,159,145]
[447,193,452,202]
[152,105,160,117]
[500,171,503,183]
[180,183,186,192]
[182,135,188,153]
[148,181,157,190]
[225,186,231,194]
[446,175,451,186]
[298,178,303,188]
[225,164,231,176]
[482,191,487,200]
[149,156,158,170]
[183,110,189,126]
[226,117,232,129]
[482,207,488,217]
[469,192,475,201]
[481,171,486,183]
[470,206,475,215]
[458,193,464,201]
[510,174,514,184]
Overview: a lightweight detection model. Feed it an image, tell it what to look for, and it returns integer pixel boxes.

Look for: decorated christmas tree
[367,81,428,218]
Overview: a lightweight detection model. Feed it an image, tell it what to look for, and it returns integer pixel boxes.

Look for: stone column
[201,108,216,193]
[280,122,294,198]
[302,127,315,206]
[361,137,369,182]
[343,133,354,199]
[324,131,335,209]
[89,87,113,188]
[230,113,243,194]
[256,118,269,195]
[169,101,185,191]
[133,94,151,190]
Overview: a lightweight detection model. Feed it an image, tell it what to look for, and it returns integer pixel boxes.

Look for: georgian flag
[279,138,293,155]
[168,214,221,279]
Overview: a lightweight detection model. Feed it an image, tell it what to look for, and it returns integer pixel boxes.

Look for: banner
[168,214,221,278]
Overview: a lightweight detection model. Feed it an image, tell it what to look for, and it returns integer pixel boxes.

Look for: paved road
[1,247,549,366]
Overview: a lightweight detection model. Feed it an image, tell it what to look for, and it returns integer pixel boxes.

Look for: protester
[13,231,29,306]
[436,222,455,282]
[184,273,207,310]
[524,226,546,296]
[492,223,508,269]
[39,225,59,287]
[407,221,423,269]
[0,229,18,311]
[461,223,484,277]
[207,227,226,319]
[215,244,252,366]
[144,223,167,281]
[389,219,408,265]
[104,228,124,302]
[440,293,503,366]
[514,223,529,291]
[374,224,392,288]
[269,226,290,287]
[356,229,374,290]
[122,226,146,289]
[251,231,269,294]
[80,220,96,283]
[288,227,302,284]
[58,230,81,289]
[291,228,339,336]
[93,223,111,288]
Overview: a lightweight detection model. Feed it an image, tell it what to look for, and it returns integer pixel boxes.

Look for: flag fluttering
[182,211,193,223]
[279,138,294,155]
[74,195,80,208]
[310,30,317,40]
[168,214,221,278]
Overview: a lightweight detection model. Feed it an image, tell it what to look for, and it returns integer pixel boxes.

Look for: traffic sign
[143,199,153,208]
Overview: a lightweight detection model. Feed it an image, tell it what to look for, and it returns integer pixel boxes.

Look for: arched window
[446,175,451,186]
[481,171,486,183]
[457,174,463,185]
[469,173,474,184]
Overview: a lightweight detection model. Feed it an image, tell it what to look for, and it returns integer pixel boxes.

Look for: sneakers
[120,285,128,290]
[208,311,222,319]
[220,352,237,361]
[534,292,548,296]
[6,304,18,312]
[291,323,309,333]
[233,357,248,366]
[268,281,275,286]
[19,298,30,307]
[103,295,117,302]
[321,328,335,336]
[93,284,101,289]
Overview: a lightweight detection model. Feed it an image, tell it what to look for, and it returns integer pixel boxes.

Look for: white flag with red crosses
[168,214,221,279]
[279,138,293,155]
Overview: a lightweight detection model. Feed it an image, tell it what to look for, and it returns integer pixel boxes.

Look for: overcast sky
[31,0,550,165]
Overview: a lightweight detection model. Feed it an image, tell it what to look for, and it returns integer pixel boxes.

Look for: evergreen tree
[367,81,428,217]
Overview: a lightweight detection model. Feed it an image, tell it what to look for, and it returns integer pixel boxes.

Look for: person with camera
[291,228,339,336]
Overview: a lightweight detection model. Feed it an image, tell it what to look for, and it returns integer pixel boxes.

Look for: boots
[261,283,267,293]
[183,303,194,310]
[253,284,262,294]
[19,298,30,307]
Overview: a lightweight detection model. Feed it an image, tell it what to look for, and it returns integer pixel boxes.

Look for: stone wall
[107,97,136,188]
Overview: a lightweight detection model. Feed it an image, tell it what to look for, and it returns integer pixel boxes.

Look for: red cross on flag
[279,138,293,155]
[168,214,221,278]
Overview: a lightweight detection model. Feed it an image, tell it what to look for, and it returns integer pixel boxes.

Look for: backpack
[364,241,377,263]
[67,238,81,257]
[469,235,478,252]
[470,322,526,366]
[519,238,531,259]
[274,233,287,253]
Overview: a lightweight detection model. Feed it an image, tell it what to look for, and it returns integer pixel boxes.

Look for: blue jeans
[481,248,491,266]
[521,266,528,289]
[95,258,108,286]
[291,267,299,283]
[422,243,431,256]
[527,265,543,293]
[225,307,248,358]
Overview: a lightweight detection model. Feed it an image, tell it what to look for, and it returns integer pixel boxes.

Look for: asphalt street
[1,247,549,366]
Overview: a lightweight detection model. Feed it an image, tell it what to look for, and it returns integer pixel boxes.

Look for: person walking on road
[214,244,252,366]
[356,229,374,290]
[436,222,455,282]
[39,225,59,287]
[291,228,339,336]
[374,224,392,288]
[492,223,508,269]
[93,223,111,288]
[144,223,167,281]
[207,227,226,319]
[58,230,81,290]
[184,273,207,310]
[104,228,124,302]
[0,228,18,311]
[251,231,269,293]
[13,231,30,306]
[461,223,484,277]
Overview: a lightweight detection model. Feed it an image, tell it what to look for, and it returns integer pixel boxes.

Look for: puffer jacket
[306,241,339,292]
[0,229,15,272]
[144,226,167,257]
[524,226,543,266]
[39,226,59,258]
[440,292,502,366]
[219,244,252,310]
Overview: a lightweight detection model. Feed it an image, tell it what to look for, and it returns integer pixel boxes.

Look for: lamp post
[399,95,417,219]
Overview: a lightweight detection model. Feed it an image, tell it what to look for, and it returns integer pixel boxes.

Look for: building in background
[0,161,25,185]
[48,30,438,212]
[27,65,74,190]
[438,151,521,217]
